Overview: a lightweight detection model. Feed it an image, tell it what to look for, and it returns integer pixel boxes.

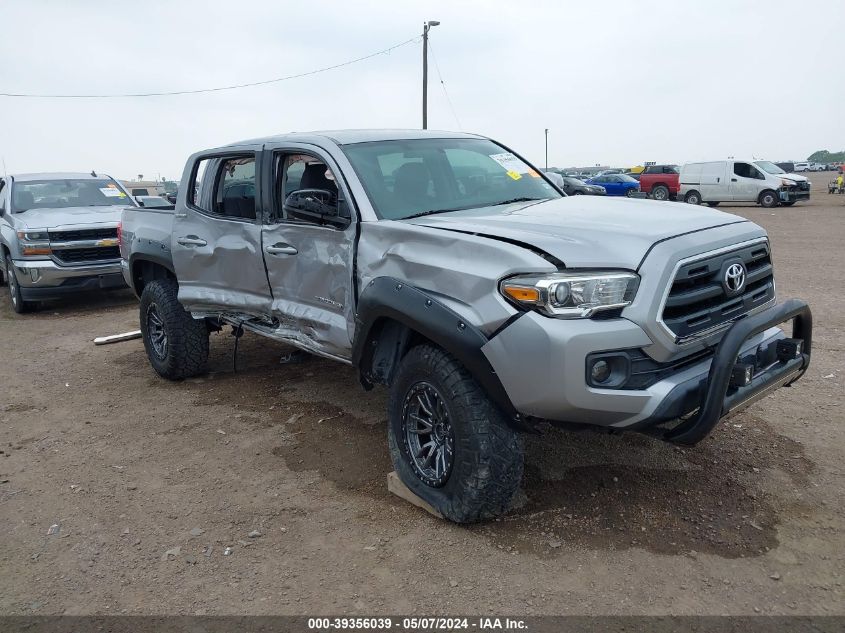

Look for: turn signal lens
[22,246,51,256]
[501,285,540,303]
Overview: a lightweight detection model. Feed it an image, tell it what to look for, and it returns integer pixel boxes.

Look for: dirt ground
[1,172,843,616]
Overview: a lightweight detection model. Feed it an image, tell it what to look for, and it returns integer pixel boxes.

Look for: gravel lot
[1,172,843,615]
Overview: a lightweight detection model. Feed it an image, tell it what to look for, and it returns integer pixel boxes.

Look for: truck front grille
[49,228,118,242]
[54,247,120,264]
[660,241,775,342]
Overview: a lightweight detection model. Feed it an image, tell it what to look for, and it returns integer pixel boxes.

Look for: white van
[793,162,810,172]
[679,160,810,208]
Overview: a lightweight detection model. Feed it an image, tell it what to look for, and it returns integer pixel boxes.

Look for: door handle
[176,236,207,247]
[731,178,738,182]
[265,243,298,256]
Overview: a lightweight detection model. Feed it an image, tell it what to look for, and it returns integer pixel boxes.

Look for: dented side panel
[262,222,356,359]
[356,221,557,335]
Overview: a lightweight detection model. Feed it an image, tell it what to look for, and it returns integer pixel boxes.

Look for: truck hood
[781,172,808,183]
[13,206,126,230]
[405,196,749,269]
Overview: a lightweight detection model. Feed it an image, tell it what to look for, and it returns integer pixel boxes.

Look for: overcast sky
[1,0,842,181]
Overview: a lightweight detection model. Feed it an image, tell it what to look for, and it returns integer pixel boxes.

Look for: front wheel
[139,279,209,380]
[759,190,779,208]
[387,344,524,523]
[4,255,36,314]
[684,190,702,205]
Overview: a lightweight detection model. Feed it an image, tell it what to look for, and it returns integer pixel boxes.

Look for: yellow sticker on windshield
[507,170,522,180]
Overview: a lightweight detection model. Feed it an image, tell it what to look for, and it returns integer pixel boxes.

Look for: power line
[0,36,420,99]
[427,40,462,130]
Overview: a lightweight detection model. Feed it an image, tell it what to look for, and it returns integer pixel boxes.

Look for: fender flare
[352,276,522,424]
[128,252,175,295]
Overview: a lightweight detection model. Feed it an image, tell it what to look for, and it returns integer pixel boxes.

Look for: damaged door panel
[260,146,357,359]
[172,148,273,316]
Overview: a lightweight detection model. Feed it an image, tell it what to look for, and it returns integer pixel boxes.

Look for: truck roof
[9,172,111,182]
[226,128,483,148]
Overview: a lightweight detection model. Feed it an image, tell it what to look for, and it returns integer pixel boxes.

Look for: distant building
[122,180,165,197]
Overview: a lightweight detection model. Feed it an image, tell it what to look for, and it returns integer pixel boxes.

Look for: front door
[260,146,356,360]
[729,161,765,202]
[172,148,273,316]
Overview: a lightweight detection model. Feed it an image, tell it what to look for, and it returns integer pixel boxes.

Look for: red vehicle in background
[639,164,680,201]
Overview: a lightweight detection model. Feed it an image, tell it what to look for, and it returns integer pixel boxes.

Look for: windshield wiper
[403,198,548,220]
[402,206,474,220]
[491,197,546,206]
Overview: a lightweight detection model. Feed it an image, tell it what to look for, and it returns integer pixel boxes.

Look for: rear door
[171,146,273,316]
[259,144,357,360]
[699,162,729,201]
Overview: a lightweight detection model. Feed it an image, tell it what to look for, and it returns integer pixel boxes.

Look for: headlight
[500,271,639,318]
[16,229,51,256]
[17,230,48,241]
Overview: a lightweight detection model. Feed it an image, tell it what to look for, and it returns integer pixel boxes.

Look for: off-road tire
[651,184,670,201]
[387,344,524,523]
[759,190,779,208]
[139,279,209,380]
[684,190,702,205]
[5,255,36,314]
[706,201,720,207]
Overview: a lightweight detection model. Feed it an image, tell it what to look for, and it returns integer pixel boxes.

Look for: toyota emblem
[724,263,746,293]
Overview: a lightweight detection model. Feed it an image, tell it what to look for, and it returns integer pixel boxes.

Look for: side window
[275,153,349,228]
[189,155,256,220]
[734,162,755,179]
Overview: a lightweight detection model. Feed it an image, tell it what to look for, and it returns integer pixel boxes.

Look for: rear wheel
[139,279,209,380]
[759,190,779,208]
[684,190,702,205]
[4,255,36,314]
[651,185,670,201]
[387,344,524,523]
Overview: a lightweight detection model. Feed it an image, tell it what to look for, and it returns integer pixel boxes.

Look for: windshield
[755,161,785,175]
[341,138,560,220]
[12,178,133,212]
[618,174,639,183]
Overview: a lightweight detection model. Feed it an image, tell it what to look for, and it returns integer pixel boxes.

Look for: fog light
[591,360,611,383]
[730,362,754,388]
[776,338,803,362]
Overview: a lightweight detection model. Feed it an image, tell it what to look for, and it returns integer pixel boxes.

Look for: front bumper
[482,300,811,443]
[10,258,126,301]
[779,187,810,202]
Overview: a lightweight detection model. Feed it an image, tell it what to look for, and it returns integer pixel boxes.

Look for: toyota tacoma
[119,130,812,523]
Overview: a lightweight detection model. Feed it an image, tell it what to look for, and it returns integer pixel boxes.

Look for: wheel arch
[130,254,175,297]
[352,276,524,427]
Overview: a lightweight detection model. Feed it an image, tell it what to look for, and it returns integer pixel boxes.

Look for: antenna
[91,170,97,177]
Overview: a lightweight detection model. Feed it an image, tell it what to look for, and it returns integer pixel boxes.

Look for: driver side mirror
[283,189,350,229]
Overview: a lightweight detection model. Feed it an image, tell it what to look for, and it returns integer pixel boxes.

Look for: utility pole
[545,129,549,170]
[422,20,440,129]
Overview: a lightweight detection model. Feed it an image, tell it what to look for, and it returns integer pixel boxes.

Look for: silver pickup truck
[0,172,133,313]
[120,130,812,523]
